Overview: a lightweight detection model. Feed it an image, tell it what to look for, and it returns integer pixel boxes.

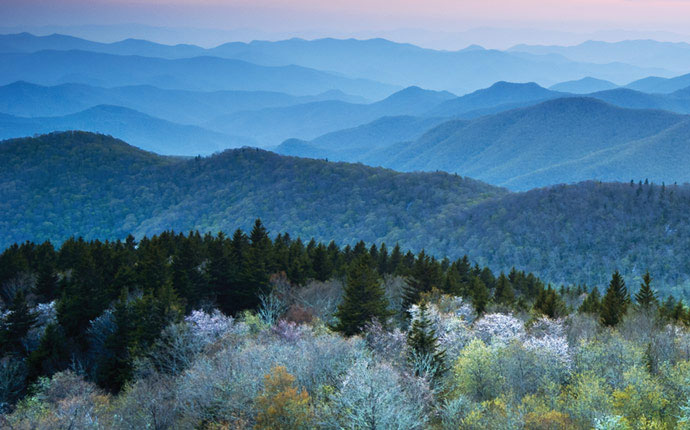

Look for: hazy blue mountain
[361,98,688,189]
[0,105,252,155]
[586,88,690,114]
[626,73,690,94]
[0,33,670,95]
[501,119,690,189]
[0,50,397,98]
[0,81,368,124]
[4,131,690,293]
[275,115,448,160]
[549,77,618,93]
[0,32,206,57]
[509,39,690,73]
[204,86,454,146]
[208,37,669,94]
[427,81,564,117]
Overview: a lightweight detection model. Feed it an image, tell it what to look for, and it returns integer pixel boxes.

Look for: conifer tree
[533,285,566,318]
[470,276,490,315]
[579,286,601,314]
[333,255,392,336]
[635,272,658,310]
[600,271,630,327]
[407,301,446,378]
[494,273,515,305]
[0,291,37,355]
[240,219,273,310]
[311,243,332,282]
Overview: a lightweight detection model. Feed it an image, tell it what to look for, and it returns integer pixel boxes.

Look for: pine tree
[311,243,332,282]
[579,286,601,314]
[470,276,490,315]
[533,285,566,319]
[241,219,273,310]
[407,301,446,378]
[600,271,630,327]
[635,272,658,310]
[333,255,392,336]
[493,273,515,305]
[0,291,38,355]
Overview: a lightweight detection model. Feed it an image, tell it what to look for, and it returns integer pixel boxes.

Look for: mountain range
[0,33,677,94]
[0,105,251,155]
[0,49,397,98]
[3,131,690,296]
[278,97,690,190]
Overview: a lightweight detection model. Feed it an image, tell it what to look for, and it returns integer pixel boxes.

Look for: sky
[2,0,690,49]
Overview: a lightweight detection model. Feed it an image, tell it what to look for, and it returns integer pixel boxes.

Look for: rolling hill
[549,77,618,93]
[0,105,252,155]
[0,50,397,98]
[0,33,671,95]
[3,131,690,295]
[275,116,449,161]
[204,86,455,146]
[0,81,367,123]
[626,72,690,94]
[509,40,690,73]
[358,98,690,190]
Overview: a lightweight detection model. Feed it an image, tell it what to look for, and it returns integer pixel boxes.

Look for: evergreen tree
[470,277,490,315]
[493,273,515,305]
[311,243,332,282]
[533,285,566,318]
[635,272,658,310]
[407,301,446,378]
[600,271,630,327]
[402,251,441,311]
[240,219,273,310]
[333,255,392,336]
[0,291,37,355]
[579,286,601,314]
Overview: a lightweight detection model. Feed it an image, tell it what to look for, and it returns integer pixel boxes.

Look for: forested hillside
[3,222,690,428]
[4,132,690,295]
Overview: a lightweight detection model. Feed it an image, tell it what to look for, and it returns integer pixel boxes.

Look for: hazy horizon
[3,0,690,49]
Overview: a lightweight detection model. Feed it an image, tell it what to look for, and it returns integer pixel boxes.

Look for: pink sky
[2,0,690,47]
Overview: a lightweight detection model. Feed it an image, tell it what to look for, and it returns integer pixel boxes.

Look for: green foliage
[333,255,392,336]
[407,301,446,378]
[601,271,631,327]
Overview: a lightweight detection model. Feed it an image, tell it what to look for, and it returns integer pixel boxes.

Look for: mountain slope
[0,50,397,98]
[626,73,690,94]
[0,106,252,155]
[509,40,690,73]
[427,81,565,117]
[549,77,618,93]
[0,81,368,123]
[275,116,448,161]
[0,131,503,253]
[363,98,688,189]
[0,33,669,95]
[204,86,454,146]
[3,132,690,295]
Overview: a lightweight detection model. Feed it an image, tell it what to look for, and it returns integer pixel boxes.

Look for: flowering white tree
[327,358,429,430]
[473,313,525,345]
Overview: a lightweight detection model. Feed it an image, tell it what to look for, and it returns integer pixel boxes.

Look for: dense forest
[3,132,690,296]
[2,221,690,428]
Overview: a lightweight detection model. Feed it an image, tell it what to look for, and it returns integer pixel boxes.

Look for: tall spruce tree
[533,285,566,319]
[635,272,658,310]
[333,255,392,336]
[407,301,446,378]
[0,290,37,355]
[470,276,490,315]
[600,271,630,327]
[494,273,515,305]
